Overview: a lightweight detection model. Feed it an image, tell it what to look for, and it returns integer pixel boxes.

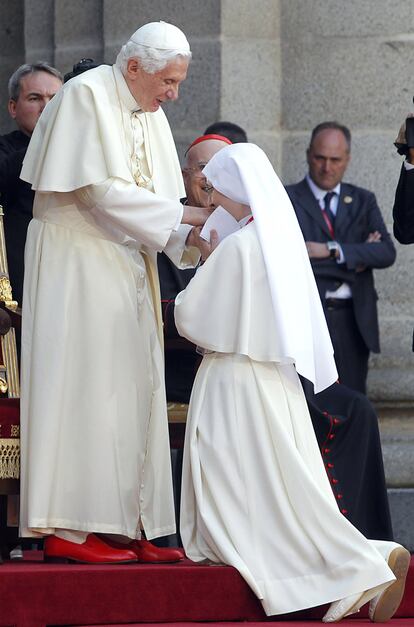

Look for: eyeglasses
[183,167,214,194]
[204,180,214,194]
[183,162,208,174]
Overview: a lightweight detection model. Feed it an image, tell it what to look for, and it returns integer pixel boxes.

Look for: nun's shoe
[368,546,410,622]
[322,590,367,623]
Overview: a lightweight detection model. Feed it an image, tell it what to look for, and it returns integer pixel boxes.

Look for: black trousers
[324,299,369,395]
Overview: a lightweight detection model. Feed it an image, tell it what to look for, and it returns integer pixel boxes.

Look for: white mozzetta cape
[21,64,184,198]
[175,223,293,363]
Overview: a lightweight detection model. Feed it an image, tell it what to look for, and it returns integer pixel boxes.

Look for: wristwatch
[326,241,339,260]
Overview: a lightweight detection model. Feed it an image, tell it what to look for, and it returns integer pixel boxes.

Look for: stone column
[220,0,282,168]
[0,1,25,132]
[54,0,104,72]
[24,0,55,63]
[279,0,414,402]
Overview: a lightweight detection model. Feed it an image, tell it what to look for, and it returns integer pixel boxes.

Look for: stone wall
[0,0,412,401]
[278,0,414,401]
[0,0,25,129]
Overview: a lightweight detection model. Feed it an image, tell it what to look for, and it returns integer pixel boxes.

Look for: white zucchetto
[129,21,190,51]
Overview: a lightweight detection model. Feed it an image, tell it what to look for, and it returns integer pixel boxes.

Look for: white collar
[306,174,341,201]
[238,214,253,227]
[112,64,142,113]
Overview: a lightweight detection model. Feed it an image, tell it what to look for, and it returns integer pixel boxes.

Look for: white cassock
[19,64,198,539]
[175,222,394,616]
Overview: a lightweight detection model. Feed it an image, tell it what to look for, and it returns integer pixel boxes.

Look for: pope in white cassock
[19,21,209,564]
[175,143,410,622]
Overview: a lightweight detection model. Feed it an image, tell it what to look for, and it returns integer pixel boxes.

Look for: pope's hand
[181,205,212,226]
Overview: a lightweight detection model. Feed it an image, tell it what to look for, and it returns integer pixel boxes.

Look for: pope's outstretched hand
[182,205,213,227]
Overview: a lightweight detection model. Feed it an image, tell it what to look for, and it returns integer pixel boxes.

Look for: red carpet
[78,622,414,626]
[0,554,413,627]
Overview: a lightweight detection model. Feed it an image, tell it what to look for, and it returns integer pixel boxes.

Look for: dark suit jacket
[393,164,414,244]
[392,165,414,350]
[286,178,396,353]
[0,130,33,305]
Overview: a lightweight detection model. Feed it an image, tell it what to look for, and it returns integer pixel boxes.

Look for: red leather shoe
[133,539,184,563]
[103,537,184,563]
[43,533,137,564]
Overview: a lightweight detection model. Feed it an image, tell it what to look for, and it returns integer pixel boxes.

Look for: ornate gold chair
[0,204,21,558]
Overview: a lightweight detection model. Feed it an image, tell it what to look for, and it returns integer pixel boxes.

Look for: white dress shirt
[306,175,352,299]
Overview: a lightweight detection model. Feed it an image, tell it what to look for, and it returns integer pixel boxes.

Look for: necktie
[322,191,336,238]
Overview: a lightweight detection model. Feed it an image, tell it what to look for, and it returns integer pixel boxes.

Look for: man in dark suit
[0,62,63,306]
[393,163,414,244]
[393,123,414,350]
[393,120,414,244]
[286,121,396,394]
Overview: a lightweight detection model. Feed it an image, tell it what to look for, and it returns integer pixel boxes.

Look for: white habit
[175,222,394,616]
[19,64,198,539]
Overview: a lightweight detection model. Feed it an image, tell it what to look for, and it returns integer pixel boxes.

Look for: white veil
[203,143,337,393]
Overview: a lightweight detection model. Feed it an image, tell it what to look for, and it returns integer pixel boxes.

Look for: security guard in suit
[286,122,396,394]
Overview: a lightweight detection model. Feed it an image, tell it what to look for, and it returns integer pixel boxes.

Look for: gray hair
[8,62,63,101]
[115,41,191,75]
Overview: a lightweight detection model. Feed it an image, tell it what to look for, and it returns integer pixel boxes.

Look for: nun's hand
[187,227,219,262]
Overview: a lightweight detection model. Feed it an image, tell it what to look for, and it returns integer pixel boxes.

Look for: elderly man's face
[307,129,350,190]
[8,71,62,136]
[125,57,189,112]
[183,139,229,208]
